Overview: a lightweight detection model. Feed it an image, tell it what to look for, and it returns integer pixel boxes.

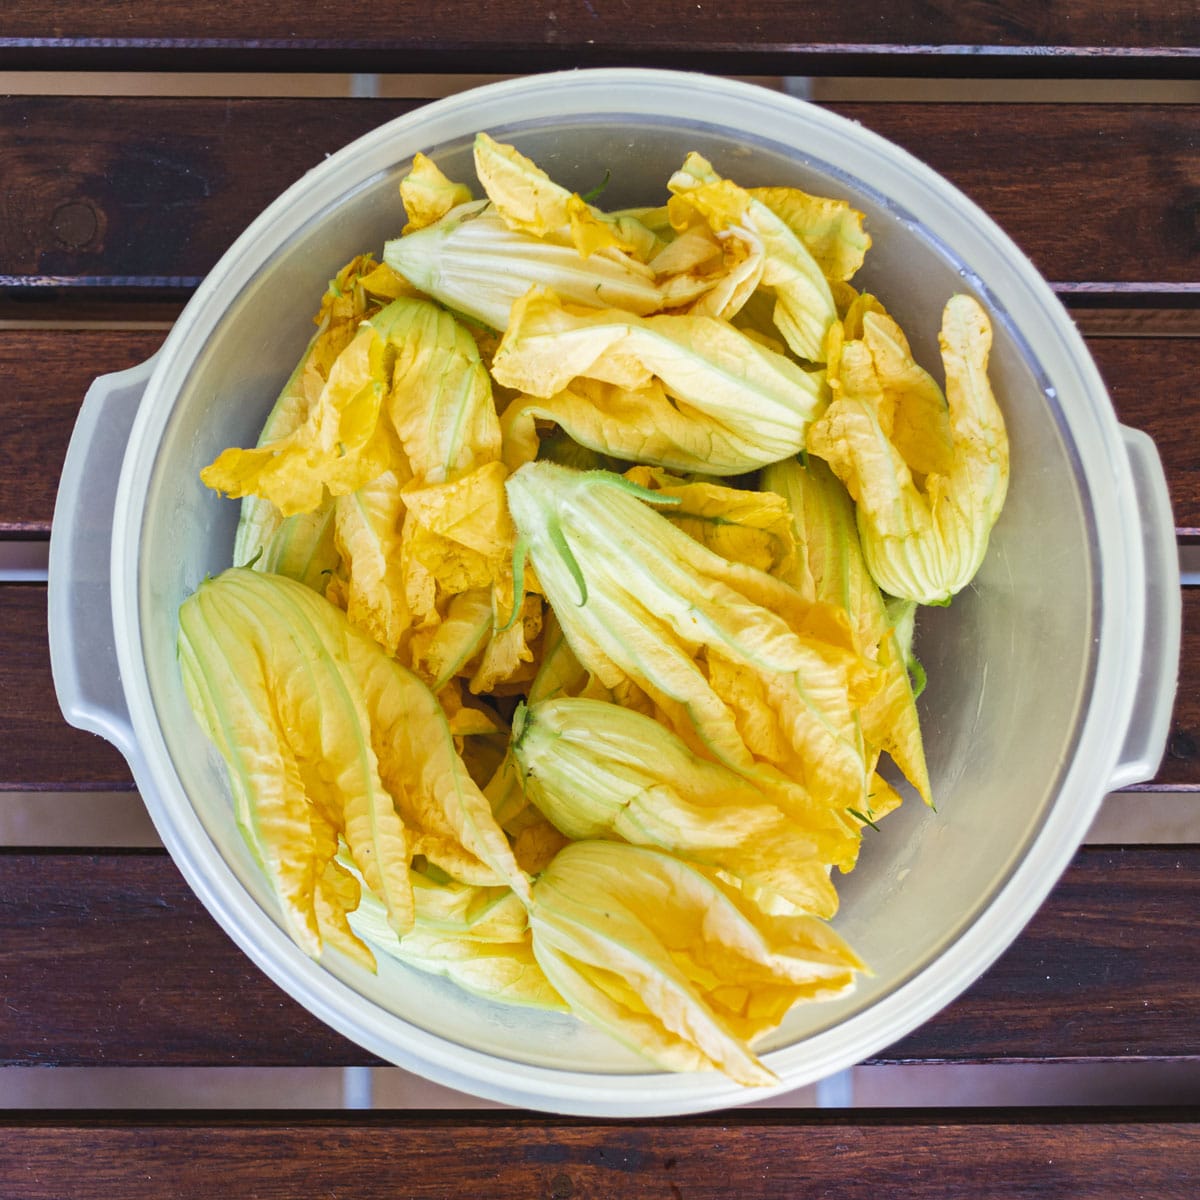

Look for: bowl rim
[108,67,1146,1116]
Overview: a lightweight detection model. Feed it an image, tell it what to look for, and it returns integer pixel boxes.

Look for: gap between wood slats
[1,1062,1198,1112]
[2,788,1196,849]
[4,307,1200,336]
[1,44,1198,82]
[1,73,1198,102]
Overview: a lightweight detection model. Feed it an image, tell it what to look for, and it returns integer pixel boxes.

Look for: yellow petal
[474,131,650,261]
[468,592,543,695]
[748,185,871,283]
[807,295,1009,604]
[202,319,394,518]
[400,151,474,234]
[668,152,837,362]
[408,587,493,690]
[531,842,862,1085]
[623,467,799,577]
[400,460,515,560]
[333,438,413,656]
[343,626,531,901]
[491,288,828,473]
[863,311,954,478]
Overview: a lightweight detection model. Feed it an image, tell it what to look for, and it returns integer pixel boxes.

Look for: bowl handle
[47,354,160,768]
[1107,425,1182,792]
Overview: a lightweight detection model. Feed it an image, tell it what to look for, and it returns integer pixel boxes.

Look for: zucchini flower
[229,253,412,571]
[667,152,838,362]
[511,696,857,916]
[472,131,661,262]
[384,201,662,333]
[399,151,474,234]
[492,287,829,475]
[178,569,530,965]
[344,858,567,1012]
[504,461,879,813]
[529,841,864,1085]
[806,294,1010,605]
[201,292,499,517]
[763,455,932,808]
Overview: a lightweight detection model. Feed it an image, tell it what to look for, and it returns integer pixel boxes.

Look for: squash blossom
[667,152,838,363]
[228,253,413,584]
[529,841,864,1086]
[503,460,880,813]
[493,287,829,475]
[178,569,529,966]
[512,696,857,916]
[806,293,1009,605]
[763,454,932,809]
[384,201,663,333]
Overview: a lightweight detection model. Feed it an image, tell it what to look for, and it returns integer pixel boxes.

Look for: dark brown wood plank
[4,329,1198,538]
[885,846,1200,1064]
[0,329,166,537]
[0,1,1197,75]
[1092,336,1200,538]
[827,102,1200,297]
[1,98,1197,295]
[0,847,1195,1067]
[0,97,421,290]
[1,1110,1197,1199]
[1,572,1196,794]
[0,587,134,790]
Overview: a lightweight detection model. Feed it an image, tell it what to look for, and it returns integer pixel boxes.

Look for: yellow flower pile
[182,132,1009,1086]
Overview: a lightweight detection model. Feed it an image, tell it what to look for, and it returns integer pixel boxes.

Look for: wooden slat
[4,329,1198,538]
[0,97,421,289]
[0,587,134,790]
[0,329,165,536]
[1,1110,1197,1200]
[0,1,1197,75]
[1089,336,1200,537]
[3,579,1197,794]
[0,847,1195,1067]
[1094,336,1200,537]
[1,98,1197,294]
[829,102,1200,296]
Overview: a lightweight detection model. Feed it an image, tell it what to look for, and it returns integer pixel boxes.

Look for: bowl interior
[128,90,1100,1094]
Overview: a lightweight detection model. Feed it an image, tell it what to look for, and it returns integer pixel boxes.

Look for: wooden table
[1,5,1198,1196]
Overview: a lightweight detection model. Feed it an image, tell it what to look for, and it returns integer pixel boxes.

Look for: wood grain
[0,98,1197,294]
[1,330,1198,538]
[0,329,165,536]
[0,847,1195,1067]
[0,588,134,790]
[0,97,421,288]
[2,575,1197,793]
[0,0,1197,75]
[1,1110,1198,1199]
[1089,335,1200,537]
